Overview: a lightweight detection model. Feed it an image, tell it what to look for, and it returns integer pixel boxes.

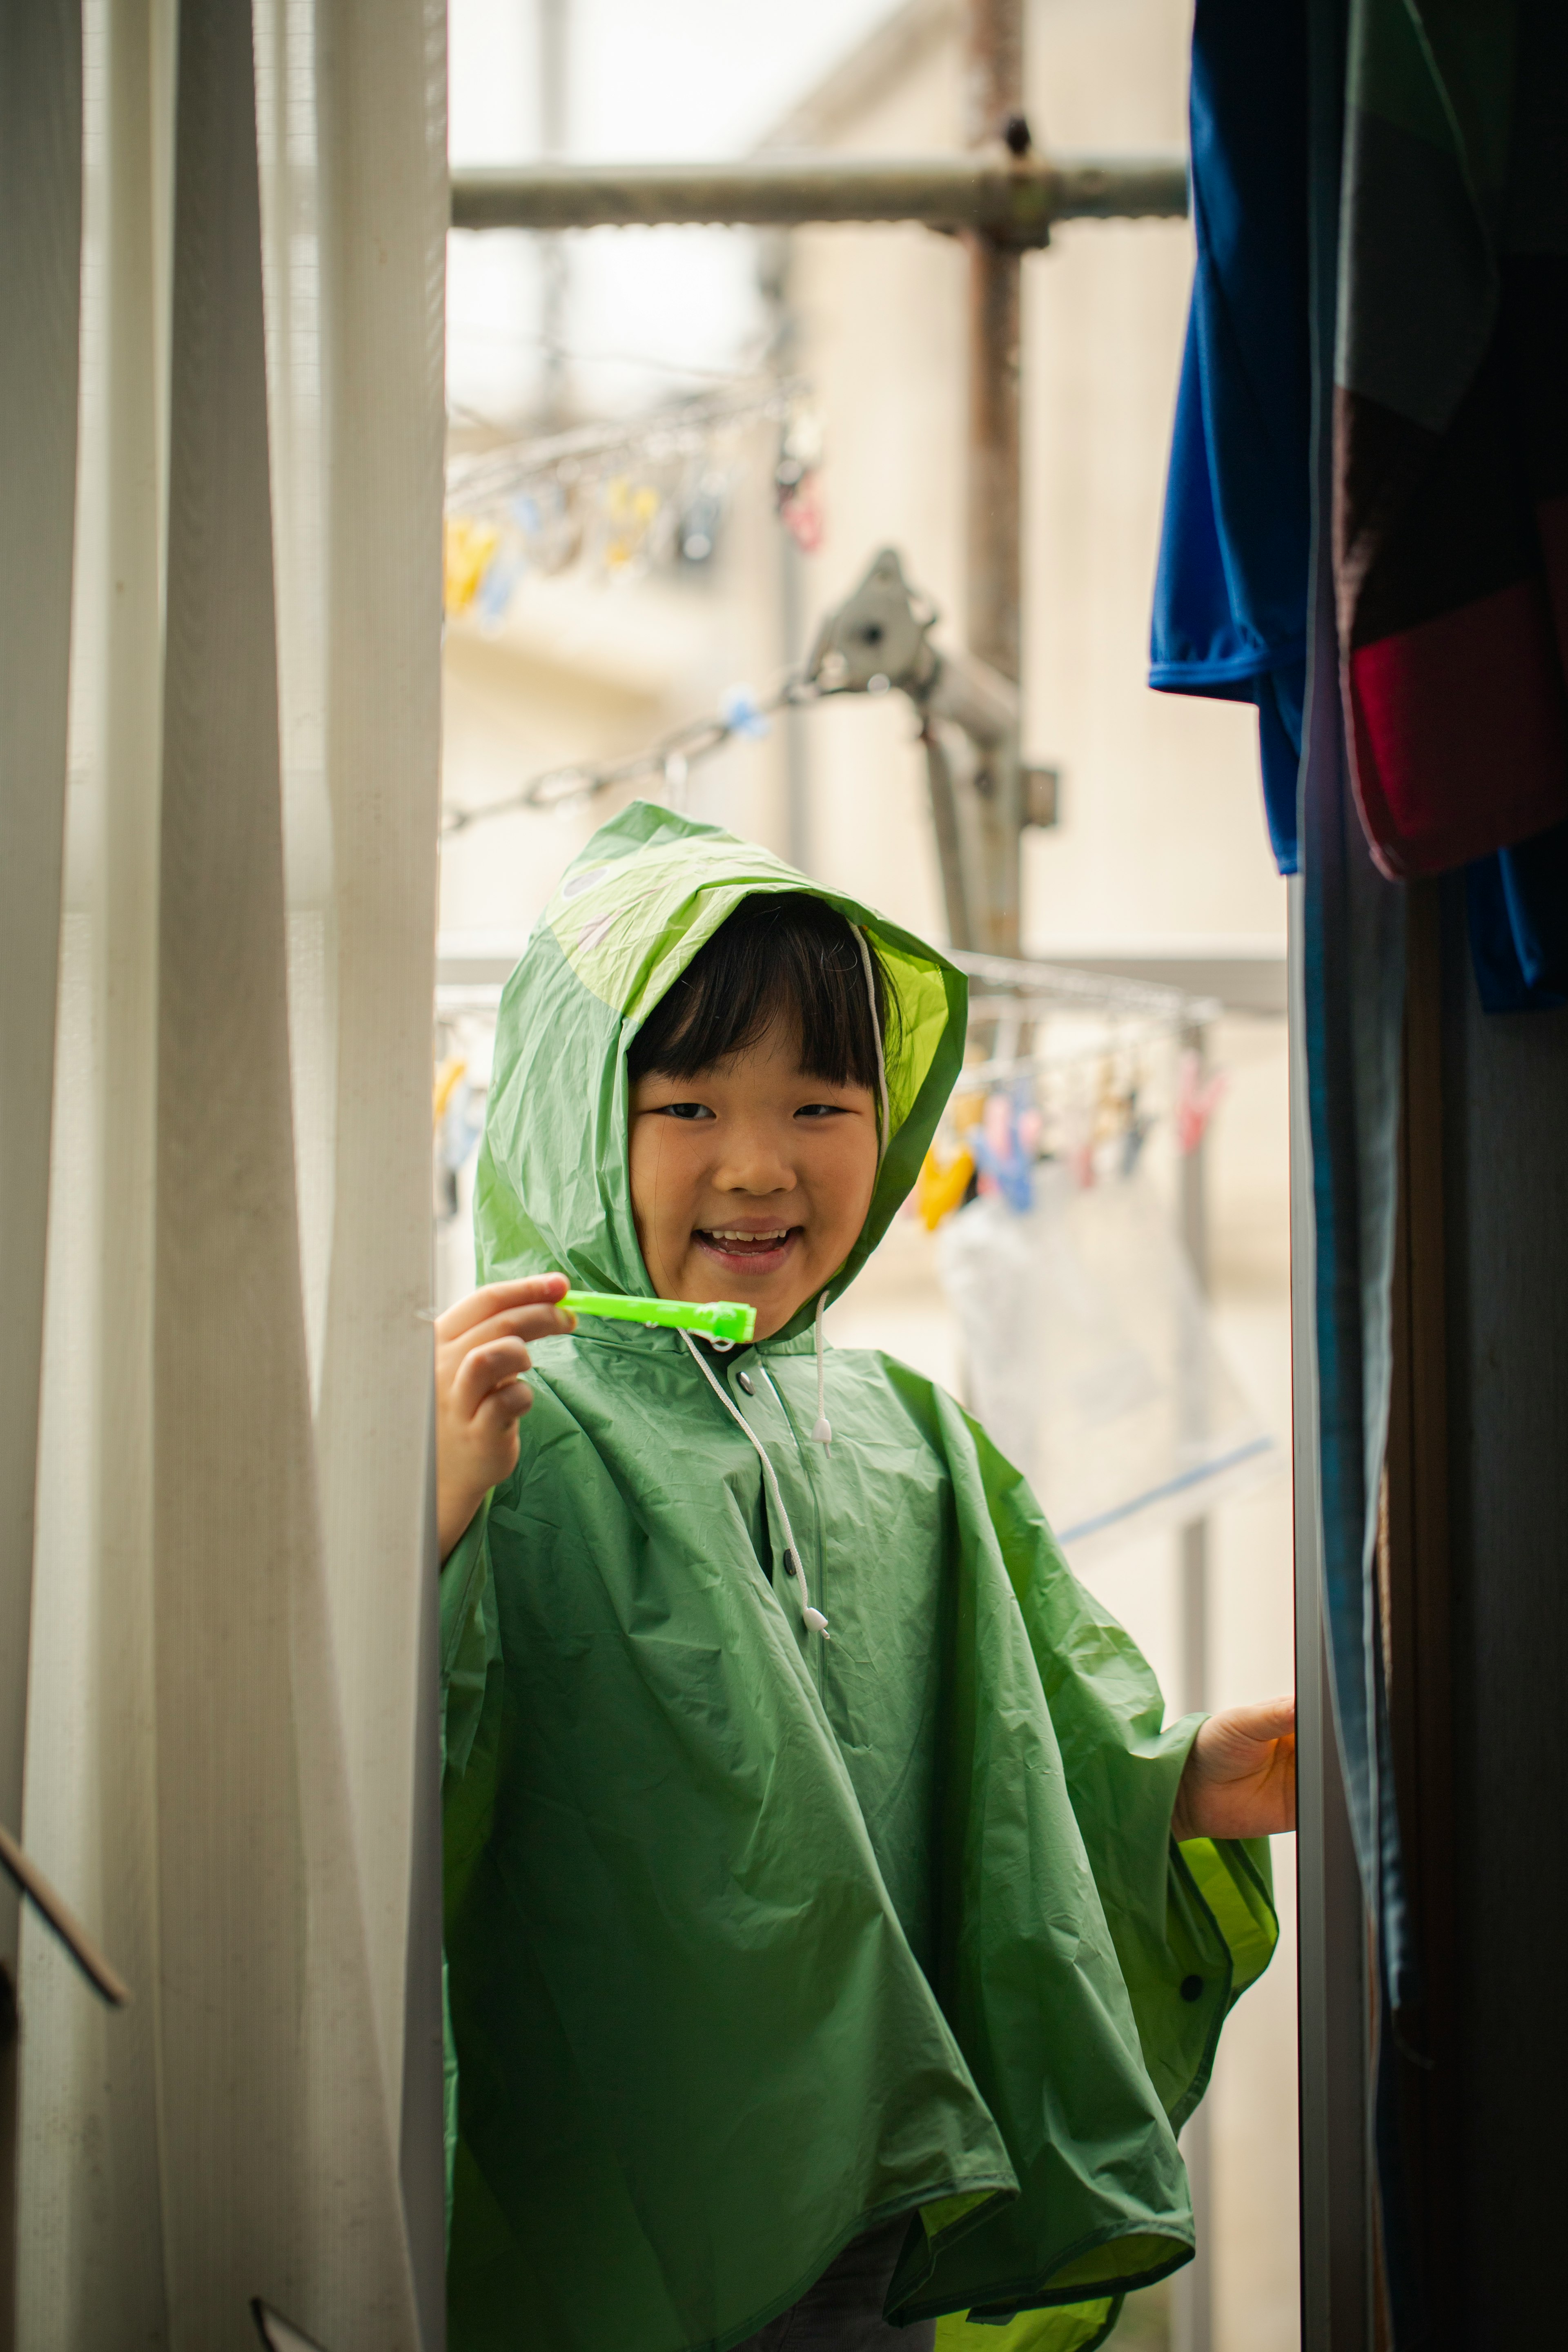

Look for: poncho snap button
[737,1372,754,1393]
[1180,1974,1204,2002]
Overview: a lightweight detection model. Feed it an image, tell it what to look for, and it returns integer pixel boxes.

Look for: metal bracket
[1022,763,1059,829]
[804,547,1058,951]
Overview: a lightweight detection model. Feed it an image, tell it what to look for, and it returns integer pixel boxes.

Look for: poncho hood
[473,800,967,1337]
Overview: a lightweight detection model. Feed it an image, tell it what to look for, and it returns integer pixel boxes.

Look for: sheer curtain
[2,2,447,2345]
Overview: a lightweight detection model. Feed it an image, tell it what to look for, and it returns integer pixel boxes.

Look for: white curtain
[2,0,447,2344]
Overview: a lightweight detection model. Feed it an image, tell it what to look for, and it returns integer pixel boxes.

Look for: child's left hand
[1172,1696,1296,1841]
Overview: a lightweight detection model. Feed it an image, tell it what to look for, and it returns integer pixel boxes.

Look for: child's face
[629,1025,879,1341]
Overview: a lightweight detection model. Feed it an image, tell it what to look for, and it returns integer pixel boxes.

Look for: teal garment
[442,804,1277,2352]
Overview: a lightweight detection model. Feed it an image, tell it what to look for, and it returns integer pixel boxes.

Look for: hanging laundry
[1174,1050,1227,1157]
[1061,1114,1094,1193]
[1119,1084,1152,1178]
[780,479,824,556]
[1148,0,1312,875]
[1334,0,1568,884]
[514,479,583,579]
[592,474,664,576]
[1467,822,1568,1010]
[970,1088,1041,1215]
[938,1167,1275,1568]
[476,541,526,629]
[1152,0,1568,1012]
[775,398,825,553]
[445,376,809,601]
[676,469,726,564]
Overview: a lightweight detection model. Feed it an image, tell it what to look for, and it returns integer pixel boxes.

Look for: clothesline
[445,373,810,515]
[953,953,1220,1027]
[441,666,813,831]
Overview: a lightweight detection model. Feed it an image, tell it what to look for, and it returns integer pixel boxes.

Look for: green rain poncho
[441,803,1276,2352]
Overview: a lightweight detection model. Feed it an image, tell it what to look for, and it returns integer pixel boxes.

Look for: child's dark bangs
[628,893,893,1091]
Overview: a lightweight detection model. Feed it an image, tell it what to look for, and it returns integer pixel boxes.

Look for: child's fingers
[473,1372,535,1436]
[435,1274,569,1347]
[451,1336,533,1417]
[447,1301,576,1361]
[1224,1696,1295,1745]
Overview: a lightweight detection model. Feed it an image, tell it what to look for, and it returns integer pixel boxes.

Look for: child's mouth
[694,1225,801,1277]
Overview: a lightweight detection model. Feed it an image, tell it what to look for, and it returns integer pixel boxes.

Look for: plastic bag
[937,1166,1276,1565]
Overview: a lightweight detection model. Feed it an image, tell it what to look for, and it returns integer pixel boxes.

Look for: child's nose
[715,1123,795,1192]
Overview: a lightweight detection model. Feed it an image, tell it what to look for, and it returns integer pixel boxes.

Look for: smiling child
[435,804,1292,2352]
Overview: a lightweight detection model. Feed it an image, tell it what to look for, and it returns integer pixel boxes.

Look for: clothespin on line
[0,1820,132,2008]
[915,1143,975,1232]
[1175,1047,1228,1154]
[433,1051,469,1132]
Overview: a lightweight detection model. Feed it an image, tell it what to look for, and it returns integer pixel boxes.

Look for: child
[436,804,1292,2352]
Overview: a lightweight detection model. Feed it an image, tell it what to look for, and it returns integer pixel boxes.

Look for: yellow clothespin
[433,1053,468,1131]
[917,1144,976,1232]
[443,518,500,616]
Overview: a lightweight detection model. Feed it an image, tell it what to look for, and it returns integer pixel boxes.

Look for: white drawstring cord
[681,1331,829,1637]
[800,929,889,1457]
[854,926,891,1162]
[811,1292,831,1448]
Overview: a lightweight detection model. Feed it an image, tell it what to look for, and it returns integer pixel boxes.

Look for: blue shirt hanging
[1149,0,1311,875]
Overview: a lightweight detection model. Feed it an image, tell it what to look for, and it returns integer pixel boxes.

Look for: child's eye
[795,1103,845,1119]
[656,1101,715,1120]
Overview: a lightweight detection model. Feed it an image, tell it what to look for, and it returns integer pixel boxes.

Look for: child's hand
[435,1276,575,1559]
[1172,1696,1296,1842]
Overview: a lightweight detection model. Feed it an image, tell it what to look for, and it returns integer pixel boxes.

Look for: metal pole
[758,229,812,873]
[1172,1014,1213,2352]
[1175,1018,1211,1756]
[780,518,811,873]
[538,0,569,425]
[448,155,1188,239]
[964,0,1025,956]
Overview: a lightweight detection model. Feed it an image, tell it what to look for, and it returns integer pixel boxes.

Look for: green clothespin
[561,1291,757,1345]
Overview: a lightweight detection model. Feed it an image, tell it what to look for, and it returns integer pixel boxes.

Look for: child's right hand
[435,1276,575,1560]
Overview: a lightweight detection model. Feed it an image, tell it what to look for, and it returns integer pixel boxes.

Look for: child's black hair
[628,891,896,1093]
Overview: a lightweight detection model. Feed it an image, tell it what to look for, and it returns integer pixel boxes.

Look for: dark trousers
[730,2221,935,2352]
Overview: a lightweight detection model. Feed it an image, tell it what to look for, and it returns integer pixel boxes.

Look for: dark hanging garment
[1459,4,1568,1010]
[1154,0,1568,1004]
[1466,823,1568,1011]
[1149,0,1312,875]
[1335,0,1568,888]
